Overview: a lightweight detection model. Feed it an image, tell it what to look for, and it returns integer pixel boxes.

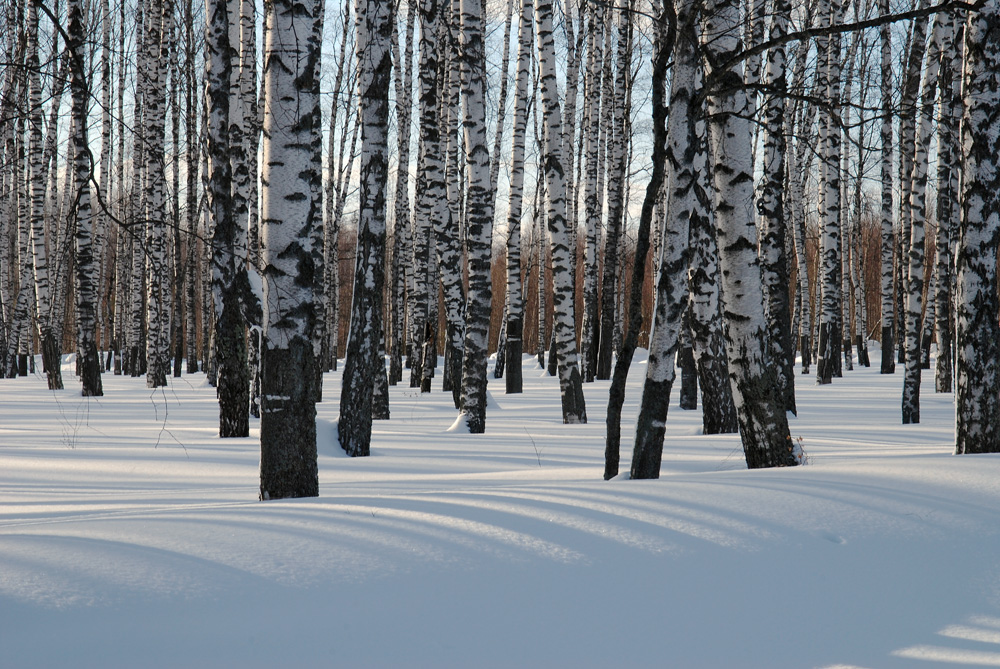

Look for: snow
[3,348,1000,668]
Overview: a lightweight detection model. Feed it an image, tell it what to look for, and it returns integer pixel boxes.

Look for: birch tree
[145,0,173,389]
[67,0,102,396]
[756,0,795,414]
[503,0,533,395]
[595,1,632,381]
[878,0,895,374]
[339,0,392,456]
[955,0,1000,454]
[206,0,252,436]
[630,0,699,479]
[259,0,323,498]
[934,19,961,393]
[536,0,586,424]
[702,0,797,469]
[26,1,61,389]
[902,11,949,424]
[603,0,667,480]
[815,0,843,385]
[457,0,495,432]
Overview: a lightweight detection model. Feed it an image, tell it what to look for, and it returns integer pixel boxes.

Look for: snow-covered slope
[2,349,999,668]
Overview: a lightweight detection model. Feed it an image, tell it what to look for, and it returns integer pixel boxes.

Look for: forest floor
[2,346,1000,668]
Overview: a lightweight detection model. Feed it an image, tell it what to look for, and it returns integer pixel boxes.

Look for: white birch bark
[66,0,102,396]
[955,0,1000,454]
[934,25,961,393]
[259,0,322,497]
[631,2,700,479]
[457,0,495,432]
[388,0,414,384]
[408,0,444,389]
[26,2,61,389]
[593,0,632,382]
[702,0,796,469]
[815,0,843,385]
[902,11,950,424]
[145,0,173,389]
[536,0,586,423]
[756,0,795,413]
[339,0,391,456]
[503,0,533,395]
[896,3,929,367]
[878,0,895,374]
[580,4,604,383]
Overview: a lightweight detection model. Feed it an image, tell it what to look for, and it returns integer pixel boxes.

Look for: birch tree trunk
[67,0,102,396]
[536,0,586,424]
[902,11,949,424]
[702,0,797,469]
[503,0,533,395]
[580,4,604,383]
[897,5,929,368]
[259,0,322,498]
[603,0,668,480]
[457,0,495,432]
[815,0,843,386]
[879,0,895,374]
[935,26,961,393]
[630,1,698,479]
[689,168,739,436]
[389,0,415,385]
[756,0,795,414]
[26,2,61,389]
[955,0,1000,455]
[595,0,632,382]
[339,0,392,456]
[185,0,199,374]
[206,0,251,436]
[408,0,442,389]
[145,0,173,389]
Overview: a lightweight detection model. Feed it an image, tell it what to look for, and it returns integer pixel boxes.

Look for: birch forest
[0,0,998,498]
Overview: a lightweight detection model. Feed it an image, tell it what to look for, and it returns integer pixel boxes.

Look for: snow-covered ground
[3,348,1000,668]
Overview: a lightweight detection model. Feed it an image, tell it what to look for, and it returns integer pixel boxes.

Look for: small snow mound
[446,413,472,433]
[316,418,348,457]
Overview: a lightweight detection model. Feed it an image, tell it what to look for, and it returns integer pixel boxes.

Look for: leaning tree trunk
[603,0,669,480]
[955,0,1000,455]
[258,0,322,498]
[630,3,696,480]
[702,0,797,469]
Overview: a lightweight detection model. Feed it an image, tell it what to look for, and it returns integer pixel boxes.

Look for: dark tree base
[78,342,103,397]
[261,342,318,499]
[505,318,523,394]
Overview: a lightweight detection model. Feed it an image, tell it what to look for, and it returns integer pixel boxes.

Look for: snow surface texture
[3,347,1000,668]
